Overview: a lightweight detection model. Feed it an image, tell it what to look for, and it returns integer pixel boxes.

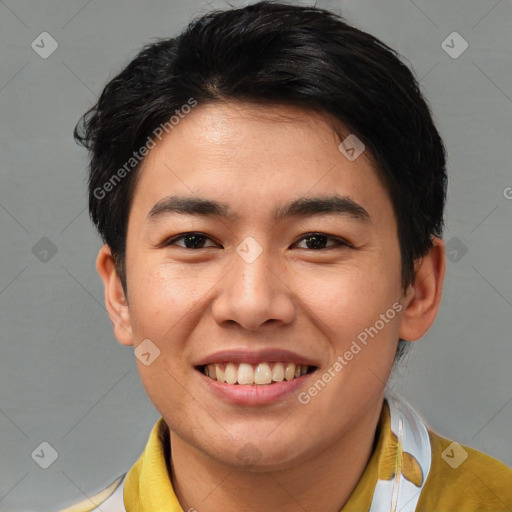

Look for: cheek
[128,260,222,348]
[298,261,400,336]
[128,264,191,338]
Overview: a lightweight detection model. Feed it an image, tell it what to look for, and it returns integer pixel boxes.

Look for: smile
[199,362,315,385]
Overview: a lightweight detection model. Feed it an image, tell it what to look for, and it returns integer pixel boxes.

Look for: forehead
[130,102,393,224]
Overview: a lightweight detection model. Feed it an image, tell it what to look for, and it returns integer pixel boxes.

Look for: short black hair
[75,1,447,358]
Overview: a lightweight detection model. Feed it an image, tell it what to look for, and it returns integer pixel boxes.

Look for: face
[115,102,409,470]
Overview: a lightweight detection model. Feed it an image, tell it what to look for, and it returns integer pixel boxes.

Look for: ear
[96,245,134,347]
[399,237,446,342]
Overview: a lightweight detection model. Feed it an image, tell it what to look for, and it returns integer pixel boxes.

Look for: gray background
[1,0,511,510]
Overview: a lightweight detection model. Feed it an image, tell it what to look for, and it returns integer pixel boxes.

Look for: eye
[293,233,351,250]
[164,232,219,249]
[162,232,351,251]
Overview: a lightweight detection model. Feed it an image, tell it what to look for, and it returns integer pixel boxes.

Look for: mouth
[196,362,317,386]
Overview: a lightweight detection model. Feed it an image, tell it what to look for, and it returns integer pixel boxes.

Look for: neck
[169,395,384,512]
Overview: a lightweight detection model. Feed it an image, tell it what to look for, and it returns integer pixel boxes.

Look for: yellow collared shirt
[58,398,512,512]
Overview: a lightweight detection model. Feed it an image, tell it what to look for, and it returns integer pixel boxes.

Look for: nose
[211,249,296,331]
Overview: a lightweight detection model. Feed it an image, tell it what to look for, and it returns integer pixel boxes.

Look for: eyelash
[162,232,352,251]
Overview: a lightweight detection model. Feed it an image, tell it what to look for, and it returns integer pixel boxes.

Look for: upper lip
[194,348,320,368]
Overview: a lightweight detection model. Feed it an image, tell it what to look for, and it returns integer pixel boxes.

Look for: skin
[97,102,445,512]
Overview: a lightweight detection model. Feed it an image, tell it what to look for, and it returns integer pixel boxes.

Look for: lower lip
[197,370,315,405]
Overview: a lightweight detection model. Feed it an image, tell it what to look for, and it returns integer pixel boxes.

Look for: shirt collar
[123,399,418,511]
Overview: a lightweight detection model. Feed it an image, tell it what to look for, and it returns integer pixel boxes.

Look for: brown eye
[166,233,218,249]
[294,233,350,250]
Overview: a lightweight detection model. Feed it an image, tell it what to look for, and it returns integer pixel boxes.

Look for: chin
[206,434,316,472]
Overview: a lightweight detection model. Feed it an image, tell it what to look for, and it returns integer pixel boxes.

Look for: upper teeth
[203,362,309,385]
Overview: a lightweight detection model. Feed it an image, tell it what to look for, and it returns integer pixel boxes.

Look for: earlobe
[96,245,134,346]
[399,237,446,342]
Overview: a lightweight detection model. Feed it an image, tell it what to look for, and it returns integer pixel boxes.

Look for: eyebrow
[146,195,370,223]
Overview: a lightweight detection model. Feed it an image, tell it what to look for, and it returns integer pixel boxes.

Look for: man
[60,2,512,511]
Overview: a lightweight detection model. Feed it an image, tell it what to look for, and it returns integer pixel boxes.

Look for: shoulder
[57,474,126,512]
[417,429,512,511]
